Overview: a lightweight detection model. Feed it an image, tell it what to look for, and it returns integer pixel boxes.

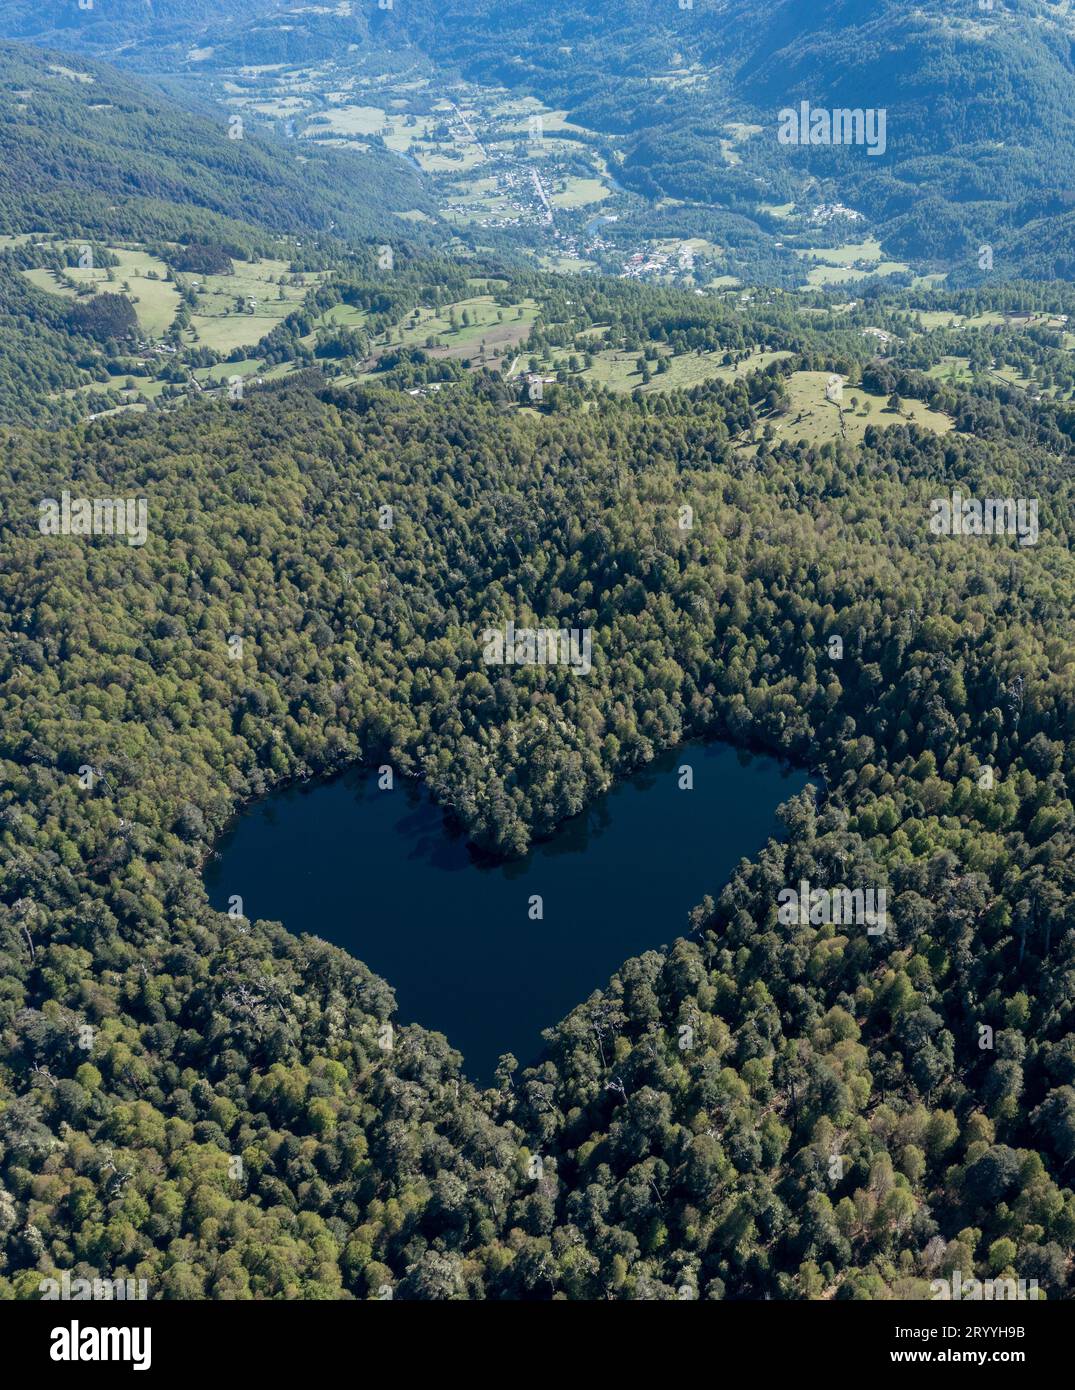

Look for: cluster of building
[618,243,697,282]
[810,203,865,224]
[136,339,178,358]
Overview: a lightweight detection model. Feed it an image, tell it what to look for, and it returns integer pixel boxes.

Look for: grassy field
[989,366,1039,393]
[577,344,791,393]
[22,245,181,338]
[23,267,79,298]
[189,315,282,355]
[417,145,486,174]
[192,358,262,385]
[802,238,886,266]
[917,311,965,329]
[25,242,324,403]
[61,372,166,404]
[718,121,763,166]
[551,177,610,209]
[926,356,975,384]
[312,105,389,136]
[186,258,319,356]
[240,96,310,118]
[795,237,910,287]
[669,238,724,258]
[47,63,93,83]
[98,250,179,338]
[771,372,953,448]
[961,312,1008,328]
[381,117,434,152]
[381,295,539,361]
[537,253,597,273]
[319,304,369,328]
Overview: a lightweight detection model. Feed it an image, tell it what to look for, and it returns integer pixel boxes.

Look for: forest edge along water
[205,742,812,1085]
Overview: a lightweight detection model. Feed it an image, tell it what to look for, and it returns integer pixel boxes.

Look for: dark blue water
[204,742,808,1083]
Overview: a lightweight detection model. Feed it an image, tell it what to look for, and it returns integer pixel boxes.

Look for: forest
[0,1,1072,1310]
[0,338,1073,1297]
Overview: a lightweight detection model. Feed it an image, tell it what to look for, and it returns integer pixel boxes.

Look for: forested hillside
[1,359,1073,1297]
[0,0,1073,1311]
[0,42,430,244]
[0,1,282,52]
[0,41,437,425]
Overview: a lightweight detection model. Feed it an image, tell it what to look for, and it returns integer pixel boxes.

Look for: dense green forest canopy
[1,348,1073,1298]
[0,0,1073,1308]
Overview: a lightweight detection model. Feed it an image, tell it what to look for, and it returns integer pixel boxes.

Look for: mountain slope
[0,39,441,424]
[0,0,283,52]
[10,0,1075,277]
[390,0,1075,272]
[0,1,1073,1310]
[0,40,431,245]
